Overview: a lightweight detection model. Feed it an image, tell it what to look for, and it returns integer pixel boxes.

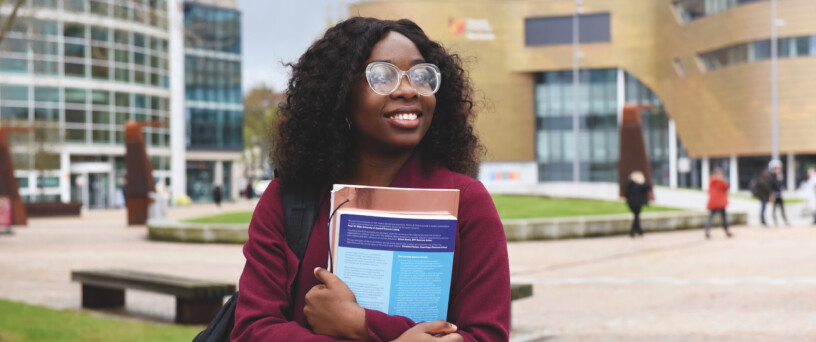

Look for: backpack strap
[281,182,321,261]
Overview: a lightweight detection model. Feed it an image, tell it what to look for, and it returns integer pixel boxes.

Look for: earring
[345,117,352,130]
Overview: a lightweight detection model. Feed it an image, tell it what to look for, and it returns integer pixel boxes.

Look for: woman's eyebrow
[369,59,427,65]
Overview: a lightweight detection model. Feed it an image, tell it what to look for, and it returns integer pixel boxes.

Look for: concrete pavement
[1,201,815,341]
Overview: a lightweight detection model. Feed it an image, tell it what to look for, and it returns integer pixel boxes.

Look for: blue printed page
[334,210,456,323]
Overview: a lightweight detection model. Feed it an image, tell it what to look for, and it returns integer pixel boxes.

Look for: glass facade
[183,2,243,151]
[0,0,171,208]
[183,2,243,203]
[699,35,816,71]
[534,69,671,185]
[674,0,766,22]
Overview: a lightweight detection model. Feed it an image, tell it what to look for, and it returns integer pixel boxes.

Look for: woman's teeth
[390,113,418,120]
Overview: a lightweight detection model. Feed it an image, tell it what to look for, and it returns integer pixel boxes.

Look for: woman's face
[350,31,436,154]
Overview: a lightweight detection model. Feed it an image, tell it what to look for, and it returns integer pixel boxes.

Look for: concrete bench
[511,283,533,301]
[71,269,235,324]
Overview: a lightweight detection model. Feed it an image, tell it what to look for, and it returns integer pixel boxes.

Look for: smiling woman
[232,17,509,342]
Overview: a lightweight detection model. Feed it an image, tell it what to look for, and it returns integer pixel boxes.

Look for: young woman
[705,167,732,239]
[624,171,650,238]
[231,18,510,341]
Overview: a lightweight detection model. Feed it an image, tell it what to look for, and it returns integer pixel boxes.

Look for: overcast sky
[239,0,353,93]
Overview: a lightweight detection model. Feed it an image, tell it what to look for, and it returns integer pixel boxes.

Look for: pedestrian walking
[625,170,651,238]
[803,167,816,225]
[751,169,772,226]
[768,161,790,226]
[213,185,222,212]
[705,167,732,239]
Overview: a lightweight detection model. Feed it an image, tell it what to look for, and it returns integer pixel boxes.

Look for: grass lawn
[0,298,200,342]
[185,196,682,223]
[184,210,253,224]
[491,195,679,219]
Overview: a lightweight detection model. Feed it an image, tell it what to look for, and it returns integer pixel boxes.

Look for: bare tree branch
[0,0,26,46]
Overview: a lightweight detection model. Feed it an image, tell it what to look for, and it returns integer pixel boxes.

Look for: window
[65,88,86,104]
[35,87,59,102]
[525,13,611,46]
[93,111,110,123]
[0,85,29,101]
[114,30,130,45]
[64,43,86,58]
[65,109,87,123]
[31,19,58,36]
[91,26,109,42]
[64,0,86,12]
[63,23,85,39]
[92,91,109,105]
[35,108,59,121]
[90,1,110,16]
[115,92,130,107]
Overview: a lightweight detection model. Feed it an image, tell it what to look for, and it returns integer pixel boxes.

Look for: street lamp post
[771,0,779,164]
[572,0,582,182]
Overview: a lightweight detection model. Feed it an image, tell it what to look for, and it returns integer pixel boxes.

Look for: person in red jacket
[230,18,509,342]
[705,167,733,239]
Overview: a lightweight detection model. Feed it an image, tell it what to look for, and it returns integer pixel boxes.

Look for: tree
[0,0,25,45]
[243,85,283,178]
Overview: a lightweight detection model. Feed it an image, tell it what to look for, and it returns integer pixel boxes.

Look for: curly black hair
[273,17,483,185]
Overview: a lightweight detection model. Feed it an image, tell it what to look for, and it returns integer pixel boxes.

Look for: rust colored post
[124,121,162,225]
[0,128,29,226]
[618,105,655,200]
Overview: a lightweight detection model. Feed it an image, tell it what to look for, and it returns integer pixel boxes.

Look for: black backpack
[193,183,321,342]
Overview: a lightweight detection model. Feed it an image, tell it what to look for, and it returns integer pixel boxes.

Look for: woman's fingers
[436,333,464,342]
[415,320,457,335]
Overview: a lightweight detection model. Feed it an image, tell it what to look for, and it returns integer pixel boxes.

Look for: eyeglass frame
[364,61,442,96]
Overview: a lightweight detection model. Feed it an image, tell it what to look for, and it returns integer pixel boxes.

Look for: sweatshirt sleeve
[359,181,511,342]
[231,183,347,341]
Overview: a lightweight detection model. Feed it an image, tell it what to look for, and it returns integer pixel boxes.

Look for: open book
[329,185,460,323]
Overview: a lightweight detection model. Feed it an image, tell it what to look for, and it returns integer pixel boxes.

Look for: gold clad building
[352,0,816,191]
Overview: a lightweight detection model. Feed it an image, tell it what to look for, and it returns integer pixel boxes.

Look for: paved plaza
[1,202,815,341]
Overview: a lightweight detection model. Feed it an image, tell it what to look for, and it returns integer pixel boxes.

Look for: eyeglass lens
[367,63,439,96]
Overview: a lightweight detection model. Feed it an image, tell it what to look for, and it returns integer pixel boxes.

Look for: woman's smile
[383,106,423,129]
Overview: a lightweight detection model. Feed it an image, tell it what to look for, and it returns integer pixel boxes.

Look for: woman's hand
[391,321,463,342]
[304,267,369,341]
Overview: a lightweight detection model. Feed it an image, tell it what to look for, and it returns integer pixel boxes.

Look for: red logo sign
[449,17,465,35]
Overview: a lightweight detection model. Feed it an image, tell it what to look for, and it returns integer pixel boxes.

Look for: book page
[334,210,456,322]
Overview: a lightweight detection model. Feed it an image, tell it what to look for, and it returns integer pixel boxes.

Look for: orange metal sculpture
[124,121,163,225]
[0,127,31,226]
[618,105,655,200]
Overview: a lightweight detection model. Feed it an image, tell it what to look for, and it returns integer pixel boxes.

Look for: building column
[702,157,710,190]
[729,154,738,194]
[108,156,116,208]
[60,150,70,203]
[616,68,625,125]
[787,152,795,191]
[214,161,224,186]
[169,0,187,204]
[669,120,678,188]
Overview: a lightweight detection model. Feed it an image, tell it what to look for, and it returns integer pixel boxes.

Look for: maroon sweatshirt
[231,153,511,341]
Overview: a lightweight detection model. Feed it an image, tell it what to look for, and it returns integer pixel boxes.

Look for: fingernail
[314,267,320,273]
[451,324,458,330]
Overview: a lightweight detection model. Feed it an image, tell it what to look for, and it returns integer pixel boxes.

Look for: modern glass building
[1,0,244,209]
[182,0,242,202]
[354,0,816,193]
[1,0,171,208]
[534,69,670,185]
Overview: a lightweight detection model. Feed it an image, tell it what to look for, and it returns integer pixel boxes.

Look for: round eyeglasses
[365,62,441,96]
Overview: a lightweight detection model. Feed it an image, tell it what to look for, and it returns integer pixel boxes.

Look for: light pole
[770,0,779,164]
[572,0,583,182]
